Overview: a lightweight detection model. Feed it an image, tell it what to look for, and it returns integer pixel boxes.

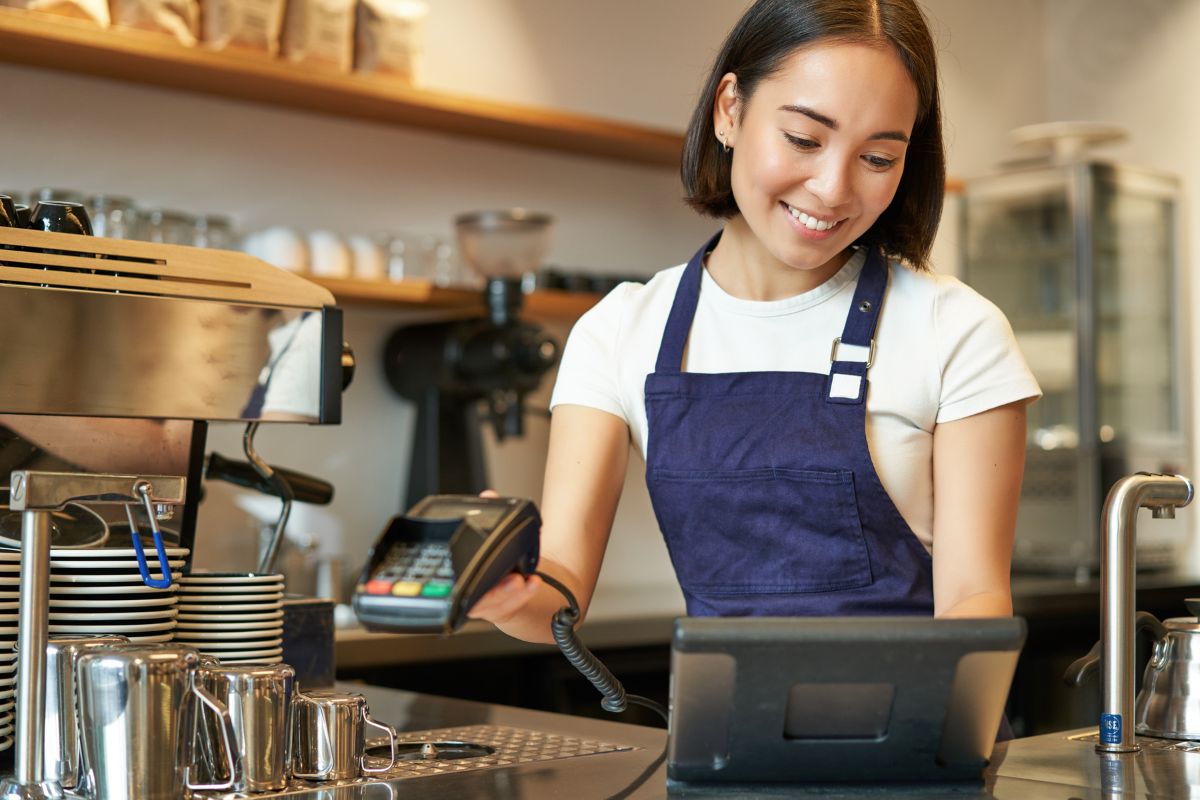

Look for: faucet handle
[1064,639,1102,687]
[1064,612,1169,687]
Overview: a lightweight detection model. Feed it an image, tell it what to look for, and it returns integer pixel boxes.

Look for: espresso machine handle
[205,451,334,505]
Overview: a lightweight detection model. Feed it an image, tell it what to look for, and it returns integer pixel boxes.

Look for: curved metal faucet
[1098,472,1194,753]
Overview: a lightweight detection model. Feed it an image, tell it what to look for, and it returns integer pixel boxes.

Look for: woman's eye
[782,132,818,150]
[863,154,898,170]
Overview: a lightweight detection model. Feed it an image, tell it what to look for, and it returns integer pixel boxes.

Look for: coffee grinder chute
[384,210,560,507]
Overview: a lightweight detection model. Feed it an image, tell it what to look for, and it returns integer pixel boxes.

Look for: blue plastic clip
[126,482,173,590]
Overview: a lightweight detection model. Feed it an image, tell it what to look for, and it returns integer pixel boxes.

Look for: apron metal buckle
[830,337,875,368]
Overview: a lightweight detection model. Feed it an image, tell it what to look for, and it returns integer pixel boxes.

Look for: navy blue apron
[644,233,934,618]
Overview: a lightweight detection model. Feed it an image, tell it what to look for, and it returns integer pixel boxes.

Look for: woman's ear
[711,72,740,149]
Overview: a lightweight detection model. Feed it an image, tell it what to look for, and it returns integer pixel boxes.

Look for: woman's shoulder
[886,262,1009,325]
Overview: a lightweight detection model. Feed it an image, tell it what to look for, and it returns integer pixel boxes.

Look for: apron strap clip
[830,337,875,369]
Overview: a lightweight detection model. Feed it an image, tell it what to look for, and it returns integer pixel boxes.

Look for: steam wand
[243,422,294,575]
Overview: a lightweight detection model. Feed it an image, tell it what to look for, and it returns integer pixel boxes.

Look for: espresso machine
[0,219,348,799]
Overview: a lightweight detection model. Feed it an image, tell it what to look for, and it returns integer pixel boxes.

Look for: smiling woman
[466,1,1042,730]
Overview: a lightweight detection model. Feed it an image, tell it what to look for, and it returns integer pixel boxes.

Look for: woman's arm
[931,400,1028,618]
[468,404,630,643]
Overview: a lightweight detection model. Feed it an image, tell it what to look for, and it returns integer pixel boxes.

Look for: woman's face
[716,41,919,274]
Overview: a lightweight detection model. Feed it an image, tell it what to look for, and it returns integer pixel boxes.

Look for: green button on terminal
[420,581,453,598]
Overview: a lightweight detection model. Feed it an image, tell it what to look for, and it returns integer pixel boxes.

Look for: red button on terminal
[365,579,394,595]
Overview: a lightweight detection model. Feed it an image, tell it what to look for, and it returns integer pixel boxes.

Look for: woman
[471,0,1040,641]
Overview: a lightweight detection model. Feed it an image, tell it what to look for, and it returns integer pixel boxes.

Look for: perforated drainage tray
[197,724,639,798]
[1068,731,1200,752]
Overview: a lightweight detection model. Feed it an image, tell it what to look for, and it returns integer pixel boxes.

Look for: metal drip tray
[1068,731,1200,752]
[196,724,638,799]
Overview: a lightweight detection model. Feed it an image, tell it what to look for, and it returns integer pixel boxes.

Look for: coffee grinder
[384,210,560,507]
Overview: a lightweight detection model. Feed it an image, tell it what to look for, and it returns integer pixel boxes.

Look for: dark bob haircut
[681,0,945,271]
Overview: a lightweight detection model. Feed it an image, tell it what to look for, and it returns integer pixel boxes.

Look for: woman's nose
[805,155,853,209]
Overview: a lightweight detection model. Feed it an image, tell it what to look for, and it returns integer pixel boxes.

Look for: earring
[718,131,730,154]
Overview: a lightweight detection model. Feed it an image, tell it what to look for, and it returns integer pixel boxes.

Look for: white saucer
[177,638,282,652]
[177,591,284,603]
[181,573,284,585]
[48,547,189,559]
[51,572,183,585]
[176,628,282,642]
[49,621,176,634]
[175,610,284,624]
[177,602,282,614]
[124,633,174,643]
[49,596,178,609]
[50,558,186,569]
[50,584,178,596]
[219,656,283,666]
[177,582,283,594]
[49,609,177,622]
[200,646,283,660]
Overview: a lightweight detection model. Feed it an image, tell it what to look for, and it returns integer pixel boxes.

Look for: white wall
[0,1,1080,608]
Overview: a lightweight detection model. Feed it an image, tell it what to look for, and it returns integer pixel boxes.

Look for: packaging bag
[355,0,427,82]
[111,0,201,45]
[280,0,355,72]
[201,0,286,54]
[0,0,110,27]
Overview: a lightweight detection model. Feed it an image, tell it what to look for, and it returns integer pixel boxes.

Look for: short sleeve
[548,283,631,421]
[935,279,1042,423]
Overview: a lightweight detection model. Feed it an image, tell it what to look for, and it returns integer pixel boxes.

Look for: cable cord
[535,571,669,725]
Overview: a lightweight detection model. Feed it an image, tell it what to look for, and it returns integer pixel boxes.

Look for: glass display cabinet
[959,161,1190,575]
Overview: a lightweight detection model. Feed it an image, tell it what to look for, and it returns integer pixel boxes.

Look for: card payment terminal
[353,494,541,635]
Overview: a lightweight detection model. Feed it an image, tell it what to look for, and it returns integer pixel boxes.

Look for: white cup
[243,227,309,274]
[307,231,352,279]
[347,234,386,281]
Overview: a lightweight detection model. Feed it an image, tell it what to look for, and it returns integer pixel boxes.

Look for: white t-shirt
[549,248,1042,551]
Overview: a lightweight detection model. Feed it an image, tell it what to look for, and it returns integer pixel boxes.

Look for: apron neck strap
[836,247,888,349]
[654,230,720,374]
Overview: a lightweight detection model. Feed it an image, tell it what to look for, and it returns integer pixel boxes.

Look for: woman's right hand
[466,488,544,624]
[466,572,543,624]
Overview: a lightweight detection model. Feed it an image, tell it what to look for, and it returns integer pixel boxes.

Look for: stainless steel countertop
[203,684,1200,798]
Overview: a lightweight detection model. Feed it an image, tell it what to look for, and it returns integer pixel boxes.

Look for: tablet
[668,616,1026,784]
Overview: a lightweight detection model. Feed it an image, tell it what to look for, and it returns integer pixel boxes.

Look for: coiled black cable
[536,571,669,724]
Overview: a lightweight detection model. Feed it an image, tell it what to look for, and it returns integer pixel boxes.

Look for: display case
[960,161,1190,574]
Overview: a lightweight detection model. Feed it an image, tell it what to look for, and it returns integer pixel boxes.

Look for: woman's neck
[705,216,853,301]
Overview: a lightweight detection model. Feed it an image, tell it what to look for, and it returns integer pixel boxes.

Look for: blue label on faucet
[1101,713,1122,744]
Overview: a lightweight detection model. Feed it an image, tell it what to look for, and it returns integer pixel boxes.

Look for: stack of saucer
[0,553,19,752]
[174,573,284,665]
[46,547,186,644]
[0,546,186,753]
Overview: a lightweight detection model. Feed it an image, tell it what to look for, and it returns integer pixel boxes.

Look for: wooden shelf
[0,9,683,167]
[309,276,601,322]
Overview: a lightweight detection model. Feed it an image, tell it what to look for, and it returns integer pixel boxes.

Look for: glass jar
[137,208,195,245]
[86,195,138,239]
[192,215,237,250]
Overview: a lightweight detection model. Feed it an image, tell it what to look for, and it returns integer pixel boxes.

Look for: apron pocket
[650,466,873,594]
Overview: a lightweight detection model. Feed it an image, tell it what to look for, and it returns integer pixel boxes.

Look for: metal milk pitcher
[75,644,237,800]
[43,634,129,789]
[194,663,296,792]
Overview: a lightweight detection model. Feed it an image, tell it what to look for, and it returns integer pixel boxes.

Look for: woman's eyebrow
[778,104,910,143]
